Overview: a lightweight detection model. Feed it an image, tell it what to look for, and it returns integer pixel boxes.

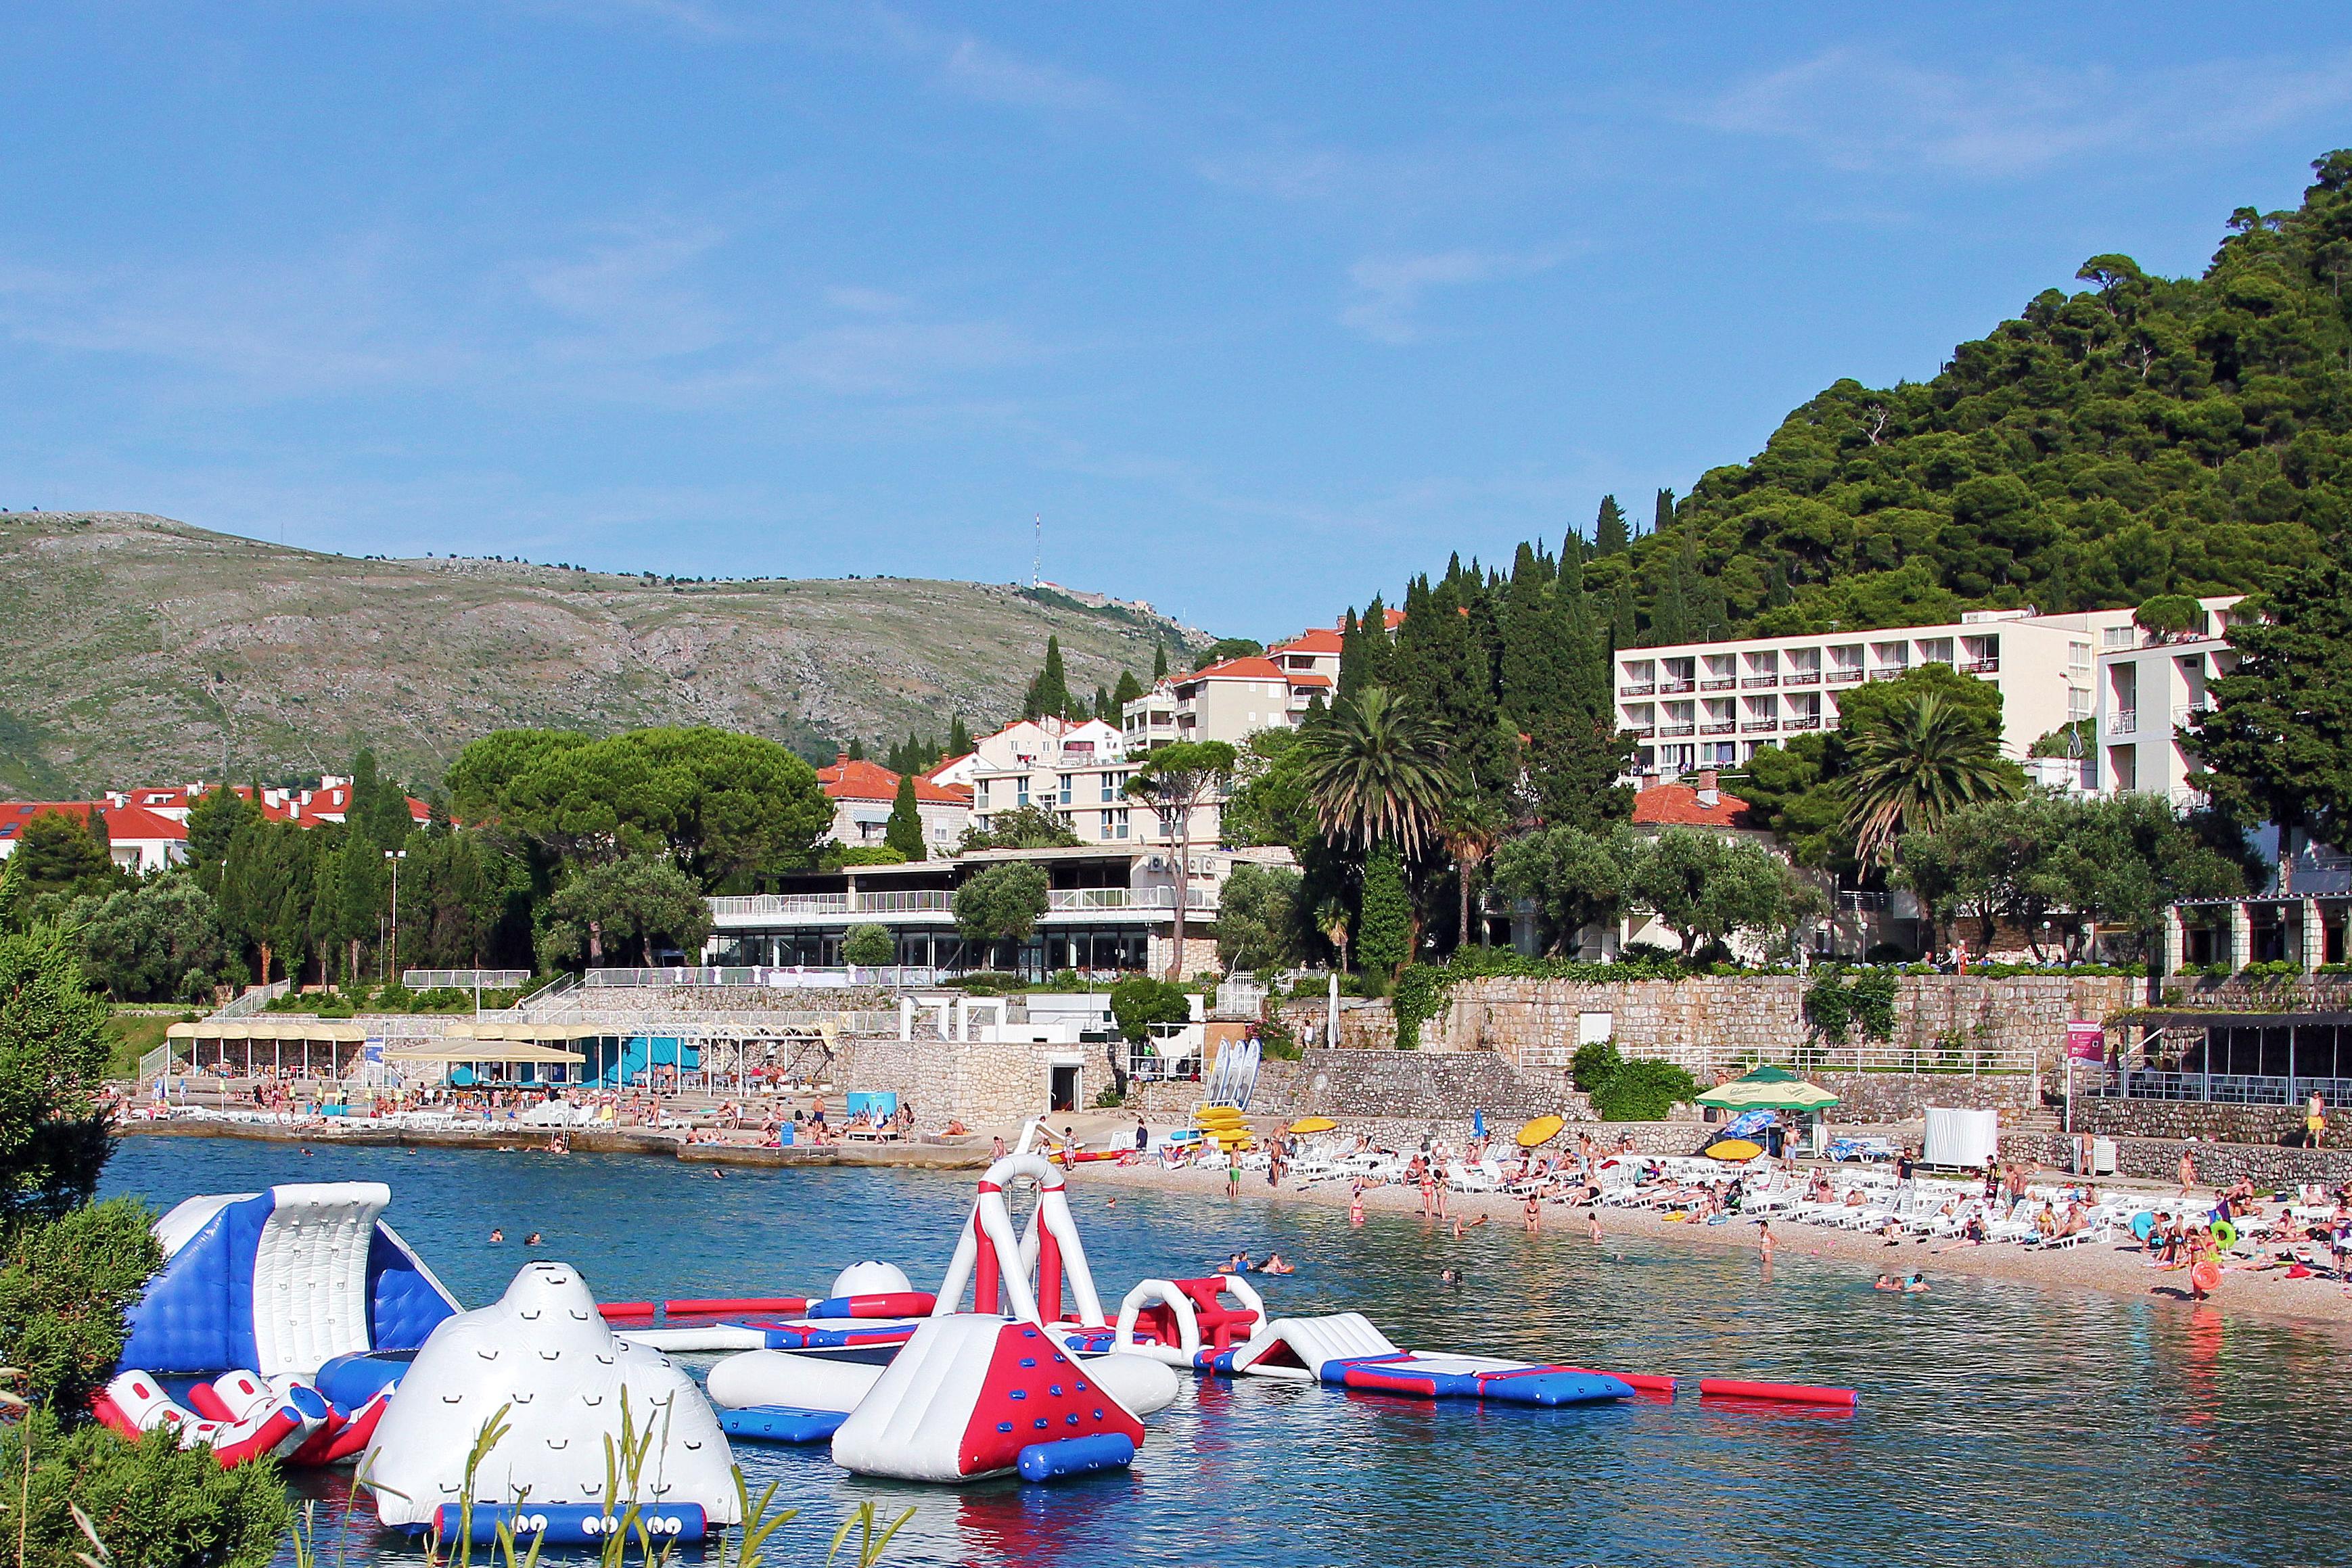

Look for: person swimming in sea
[1258,1253,1295,1275]
[524,1232,542,1247]
[1903,1273,1931,1294]
[1874,1273,1900,1291]
[489,1228,505,1243]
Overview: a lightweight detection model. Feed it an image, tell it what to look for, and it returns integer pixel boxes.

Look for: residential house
[814,755,971,855]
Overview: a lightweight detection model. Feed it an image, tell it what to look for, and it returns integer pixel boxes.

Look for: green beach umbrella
[1694,1064,1839,1111]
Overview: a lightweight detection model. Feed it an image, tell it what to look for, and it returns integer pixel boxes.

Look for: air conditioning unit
[1146,856,1166,872]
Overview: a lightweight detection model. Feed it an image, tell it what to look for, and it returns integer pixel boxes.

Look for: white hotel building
[1616,597,2244,796]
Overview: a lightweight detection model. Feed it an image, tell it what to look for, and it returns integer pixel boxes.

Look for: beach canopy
[386,1042,586,1065]
[1694,1065,1839,1111]
[1287,1116,1338,1134]
[1515,1113,1566,1149]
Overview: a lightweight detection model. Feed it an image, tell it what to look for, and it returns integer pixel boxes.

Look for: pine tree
[846,737,866,761]
[1111,670,1145,708]
[884,772,927,862]
[1593,496,1630,555]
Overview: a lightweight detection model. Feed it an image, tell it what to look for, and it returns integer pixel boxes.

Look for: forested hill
[1588,149,2352,642]
[0,511,1205,796]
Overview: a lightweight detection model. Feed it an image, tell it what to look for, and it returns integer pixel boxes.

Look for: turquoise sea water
[102,1137,2351,1568]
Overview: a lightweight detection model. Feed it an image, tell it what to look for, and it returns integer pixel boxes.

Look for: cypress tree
[1093,685,1112,722]
[884,773,927,862]
[1653,487,1676,538]
[1593,496,1630,556]
[947,715,973,758]
[1023,637,1074,720]
[1335,608,1367,709]
[1152,645,1170,681]
[846,737,865,761]
[1356,841,1412,980]
[1112,669,1145,707]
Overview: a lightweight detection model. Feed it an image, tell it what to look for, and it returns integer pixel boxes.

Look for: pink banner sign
[2065,1022,2105,1063]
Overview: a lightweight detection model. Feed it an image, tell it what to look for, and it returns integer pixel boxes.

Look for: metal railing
[1867,667,1907,681]
[1740,674,1778,689]
[1656,723,1694,738]
[1786,714,1822,730]
[1625,726,1657,739]
[402,969,531,991]
[1048,886,1217,911]
[1620,682,1656,697]
[1699,677,1737,691]
[1960,658,2001,674]
[2110,708,2138,736]
[215,979,291,1018]
[1785,670,1821,685]
[1659,679,1695,694]
[2172,704,2209,729]
[1741,719,1780,733]
[1699,721,1736,735]
[1575,1039,2034,1077]
[2091,1070,2352,1107]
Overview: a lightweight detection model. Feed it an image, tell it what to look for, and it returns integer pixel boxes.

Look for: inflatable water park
[96,1153,1858,1546]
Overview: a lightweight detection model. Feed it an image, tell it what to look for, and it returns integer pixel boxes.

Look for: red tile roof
[1270,626,1343,655]
[818,758,969,805]
[1630,782,1755,829]
[1178,656,1335,689]
[0,801,188,841]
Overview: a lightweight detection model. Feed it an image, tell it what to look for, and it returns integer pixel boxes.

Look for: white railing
[2110,708,2138,736]
[214,979,291,1018]
[1580,1039,2036,1078]
[708,891,953,923]
[402,969,531,990]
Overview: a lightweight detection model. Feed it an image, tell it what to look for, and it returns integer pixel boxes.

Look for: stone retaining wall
[1431,973,2140,1076]
[1805,1071,2042,1122]
[2061,1098,2307,1147]
[1271,998,1396,1051]
[2008,1132,2352,1189]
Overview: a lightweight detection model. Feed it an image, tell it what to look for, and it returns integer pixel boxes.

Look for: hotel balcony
[1741,719,1780,733]
[1740,674,1778,689]
[1785,714,1823,731]
[1659,678,1695,694]
[2111,708,2139,736]
[1657,722,1695,738]
[1827,668,1864,686]
[1960,658,2001,674]
[1784,670,1820,685]
[1699,721,1736,735]
[1620,681,1655,697]
[1699,676,1737,691]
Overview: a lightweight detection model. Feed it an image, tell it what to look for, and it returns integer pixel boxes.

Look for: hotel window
[975,781,990,808]
[1103,809,1130,841]
[1057,773,1074,806]
[1015,779,1030,808]
[1918,638,1952,667]
[1099,773,1117,802]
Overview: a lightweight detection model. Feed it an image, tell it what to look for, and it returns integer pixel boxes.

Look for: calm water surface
[102,1138,2350,1567]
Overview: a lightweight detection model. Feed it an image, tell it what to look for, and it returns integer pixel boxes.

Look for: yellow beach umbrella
[1288,1116,1338,1134]
[1515,1113,1566,1149]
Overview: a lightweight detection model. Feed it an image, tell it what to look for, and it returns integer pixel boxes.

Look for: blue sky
[6,5,2352,639]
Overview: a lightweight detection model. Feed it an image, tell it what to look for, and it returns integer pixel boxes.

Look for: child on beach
[1349,1184,1365,1225]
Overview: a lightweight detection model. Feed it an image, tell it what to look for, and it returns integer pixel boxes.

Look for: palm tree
[1298,686,1449,856]
[1843,691,2019,869]
[1441,794,1505,950]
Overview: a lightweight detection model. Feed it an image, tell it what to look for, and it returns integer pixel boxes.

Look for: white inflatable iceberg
[361,1261,741,1534]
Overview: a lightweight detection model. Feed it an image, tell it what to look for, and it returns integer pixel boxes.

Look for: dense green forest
[1584,151,2352,643]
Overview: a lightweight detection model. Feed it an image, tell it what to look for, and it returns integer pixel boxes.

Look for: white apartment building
[961,716,1216,850]
[1614,607,2152,779]
[2090,597,2245,805]
[1122,653,1335,750]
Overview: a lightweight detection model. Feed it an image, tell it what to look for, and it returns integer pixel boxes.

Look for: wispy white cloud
[1701,47,2352,178]
[1339,249,1563,345]
[871,10,1115,114]
[779,317,1039,395]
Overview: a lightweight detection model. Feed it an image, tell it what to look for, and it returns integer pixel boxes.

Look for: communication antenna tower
[1032,513,1041,588]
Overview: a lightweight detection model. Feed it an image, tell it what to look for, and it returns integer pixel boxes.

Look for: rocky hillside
[0,511,1206,795]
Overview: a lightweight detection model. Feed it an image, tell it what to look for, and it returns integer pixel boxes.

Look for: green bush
[0,1196,162,1409]
[1110,974,1189,1044]
[0,1410,289,1568]
[842,924,896,966]
[1589,1058,1701,1122]
[948,971,1020,994]
[1570,1039,1623,1093]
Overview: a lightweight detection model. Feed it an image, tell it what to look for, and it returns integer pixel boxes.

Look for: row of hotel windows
[1623,685,2092,737]
[974,771,1132,810]
[1617,634,2028,694]
[972,806,1182,841]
